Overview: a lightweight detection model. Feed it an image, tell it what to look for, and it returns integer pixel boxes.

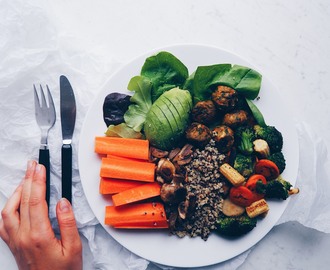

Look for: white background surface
[1,0,330,269]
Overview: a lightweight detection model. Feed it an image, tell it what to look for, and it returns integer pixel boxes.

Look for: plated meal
[79,45,299,267]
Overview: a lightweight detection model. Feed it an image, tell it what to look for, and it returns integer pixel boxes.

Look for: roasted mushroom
[211,85,238,112]
[156,158,176,183]
[212,125,235,152]
[160,183,187,204]
[222,110,248,128]
[172,144,194,166]
[178,199,190,220]
[191,100,217,124]
[185,122,211,147]
[150,147,169,159]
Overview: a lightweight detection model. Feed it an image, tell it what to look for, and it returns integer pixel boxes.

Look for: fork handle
[39,148,50,208]
[61,144,72,204]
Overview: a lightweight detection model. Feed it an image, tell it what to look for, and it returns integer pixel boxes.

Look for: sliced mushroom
[150,147,169,159]
[178,199,189,220]
[156,158,176,183]
[168,147,181,160]
[160,183,187,204]
[173,144,194,165]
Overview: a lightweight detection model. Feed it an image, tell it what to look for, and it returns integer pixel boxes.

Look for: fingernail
[36,164,43,173]
[59,198,71,213]
[27,160,35,169]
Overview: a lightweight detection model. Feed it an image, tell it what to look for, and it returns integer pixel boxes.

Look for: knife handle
[62,144,72,204]
[39,148,50,208]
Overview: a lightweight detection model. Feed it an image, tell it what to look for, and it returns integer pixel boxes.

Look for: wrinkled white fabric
[1,1,330,270]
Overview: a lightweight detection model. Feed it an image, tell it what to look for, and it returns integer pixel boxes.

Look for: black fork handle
[39,148,50,209]
[61,144,72,204]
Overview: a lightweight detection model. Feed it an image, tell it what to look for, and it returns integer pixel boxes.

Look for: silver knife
[60,75,76,203]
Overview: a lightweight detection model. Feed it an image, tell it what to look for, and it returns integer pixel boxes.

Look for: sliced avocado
[156,98,181,134]
[144,88,192,150]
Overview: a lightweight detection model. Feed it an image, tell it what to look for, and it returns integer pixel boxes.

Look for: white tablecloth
[1,0,330,269]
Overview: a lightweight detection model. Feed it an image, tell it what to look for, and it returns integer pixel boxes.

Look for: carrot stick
[112,182,161,206]
[105,202,168,228]
[100,157,155,182]
[99,177,144,195]
[95,136,149,160]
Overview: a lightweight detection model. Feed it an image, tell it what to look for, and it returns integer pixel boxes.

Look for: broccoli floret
[235,126,256,155]
[256,177,292,200]
[216,214,257,236]
[254,125,283,152]
[268,152,286,174]
[233,153,255,177]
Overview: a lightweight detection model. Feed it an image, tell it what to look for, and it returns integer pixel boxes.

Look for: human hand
[0,160,82,270]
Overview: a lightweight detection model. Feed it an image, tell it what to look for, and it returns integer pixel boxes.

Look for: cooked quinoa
[173,140,226,240]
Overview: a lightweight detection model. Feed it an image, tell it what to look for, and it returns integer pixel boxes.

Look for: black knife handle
[62,144,72,204]
[39,148,50,208]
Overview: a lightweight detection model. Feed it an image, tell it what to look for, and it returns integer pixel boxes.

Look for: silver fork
[34,85,56,208]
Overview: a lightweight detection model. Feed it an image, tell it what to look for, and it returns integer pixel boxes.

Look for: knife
[60,75,76,204]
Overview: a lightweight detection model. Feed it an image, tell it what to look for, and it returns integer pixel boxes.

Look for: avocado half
[144,88,192,150]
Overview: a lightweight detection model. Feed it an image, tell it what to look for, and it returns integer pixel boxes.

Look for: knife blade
[60,75,76,203]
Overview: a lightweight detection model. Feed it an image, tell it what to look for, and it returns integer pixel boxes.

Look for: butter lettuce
[124,76,153,132]
[141,51,189,102]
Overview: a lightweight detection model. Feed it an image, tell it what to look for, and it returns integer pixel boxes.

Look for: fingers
[29,164,50,231]
[0,218,9,244]
[0,183,23,240]
[56,199,82,254]
[19,160,37,229]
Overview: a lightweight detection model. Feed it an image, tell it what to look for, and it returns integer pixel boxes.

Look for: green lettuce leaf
[124,76,153,132]
[141,51,189,102]
[192,64,231,103]
[191,64,262,103]
[105,123,143,139]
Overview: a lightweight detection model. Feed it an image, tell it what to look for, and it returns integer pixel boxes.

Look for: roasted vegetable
[222,198,245,217]
[191,100,217,124]
[211,85,238,111]
[219,163,245,187]
[235,125,256,155]
[246,199,269,218]
[254,125,283,153]
[216,214,257,236]
[253,139,270,158]
[222,110,249,129]
[256,177,298,200]
[254,159,280,180]
[212,125,235,152]
[233,153,255,178]
[268,151,286,174]
[185,122,211,147]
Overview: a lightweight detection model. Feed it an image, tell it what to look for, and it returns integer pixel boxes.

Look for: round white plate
[78,44,299,268]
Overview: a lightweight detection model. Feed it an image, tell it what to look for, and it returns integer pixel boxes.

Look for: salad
[95,51,299,240]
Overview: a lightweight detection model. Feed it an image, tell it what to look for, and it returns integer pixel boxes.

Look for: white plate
[78,44,299,268]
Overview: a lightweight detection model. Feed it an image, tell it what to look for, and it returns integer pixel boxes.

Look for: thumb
[56,198,81,253]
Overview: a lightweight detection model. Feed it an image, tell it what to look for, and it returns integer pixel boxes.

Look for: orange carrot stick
[99,177,144,195]
[105,202,168,228]
[100,157,155,182]
[95,136,149,160]
[112,182,161,206]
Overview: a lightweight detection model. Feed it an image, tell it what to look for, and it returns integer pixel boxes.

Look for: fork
[34,85,56,208]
